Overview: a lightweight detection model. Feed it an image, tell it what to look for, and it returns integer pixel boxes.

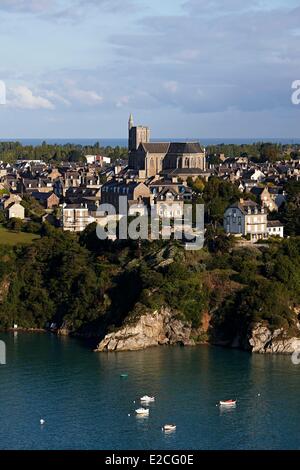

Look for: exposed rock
[0,277,10,303]
[246,323,300,354]
[94,307,197,352]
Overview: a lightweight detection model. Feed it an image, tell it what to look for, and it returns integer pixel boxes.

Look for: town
[1,115,300,244]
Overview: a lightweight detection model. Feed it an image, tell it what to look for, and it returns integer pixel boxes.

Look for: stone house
[151,187,184,218]
[31,191,60,209]
[1,193,22,210]
[101,180,150,214]
[250,186,278,212]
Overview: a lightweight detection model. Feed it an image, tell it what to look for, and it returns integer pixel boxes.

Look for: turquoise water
[0,332,300,450]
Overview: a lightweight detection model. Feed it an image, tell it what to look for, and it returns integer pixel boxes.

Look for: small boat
[163,424,176,432]
[120,373,128,378]
[40,419,45,425]
[219,399,237,407]
[135,408,149,416]
[140,395,155,403]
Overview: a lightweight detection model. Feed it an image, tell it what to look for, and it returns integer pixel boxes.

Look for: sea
[1,138,300,147]
[0,332,299,450]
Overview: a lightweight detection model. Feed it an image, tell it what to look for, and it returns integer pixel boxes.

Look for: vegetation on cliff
[0,221,299,346]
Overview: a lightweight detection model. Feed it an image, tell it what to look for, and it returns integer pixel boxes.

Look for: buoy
[40,419,45,425]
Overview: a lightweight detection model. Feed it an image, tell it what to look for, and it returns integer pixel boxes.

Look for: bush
[6,218,24,232]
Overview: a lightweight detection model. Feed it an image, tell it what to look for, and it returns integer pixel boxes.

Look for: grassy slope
[0,226,40,245]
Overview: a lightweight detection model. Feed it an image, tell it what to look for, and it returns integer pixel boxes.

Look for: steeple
[128,113,134,131]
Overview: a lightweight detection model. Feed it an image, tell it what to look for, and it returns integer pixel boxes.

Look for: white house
[267,220,284,238]
[224,199,268,241]
[62,204,94,232]
[244,169,266,182]
[7,202,25,220]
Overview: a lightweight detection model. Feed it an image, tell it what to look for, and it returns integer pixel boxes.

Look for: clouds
[0,0,138,21]
[0,0,55,14]
[106,0,300,116]
[68,87,103,106]
[183,0,259,16]
[1,0,300,137]
[5,82,105,111]
[8,86,55,110]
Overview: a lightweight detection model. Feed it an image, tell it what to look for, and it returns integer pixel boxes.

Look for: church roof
[139,141,204,155]
[140,143,170,154]
[168,142,204,154]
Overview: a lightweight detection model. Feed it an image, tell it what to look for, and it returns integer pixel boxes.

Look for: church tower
[128,114,150,152]
[128,113,134,131]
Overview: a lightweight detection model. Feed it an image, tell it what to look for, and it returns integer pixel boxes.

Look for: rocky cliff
[245,323,300,354]
[94,303,300,354]
[94,307,202,352]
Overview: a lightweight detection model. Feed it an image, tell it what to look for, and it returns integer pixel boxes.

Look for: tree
[68,149,86,163]
[6,218,24,232]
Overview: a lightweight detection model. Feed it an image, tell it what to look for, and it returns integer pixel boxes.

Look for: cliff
[245,323,300,354]
[95,308,300,354]
[95,307,205,352]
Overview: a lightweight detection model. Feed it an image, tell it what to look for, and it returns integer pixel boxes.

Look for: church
[128,114,206,178]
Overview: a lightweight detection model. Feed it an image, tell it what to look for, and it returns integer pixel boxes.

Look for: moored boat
[163,424,176,432]
[135,408,150,416]
[140,395,155,403]
[219,399,237,407]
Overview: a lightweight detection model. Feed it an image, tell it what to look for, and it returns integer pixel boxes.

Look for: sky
[0,0,300,139]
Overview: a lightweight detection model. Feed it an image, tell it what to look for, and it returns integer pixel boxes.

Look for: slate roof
[138,142,204,155]
[140,143,170,154]
[167,142,204,154]
[267,220,284,228]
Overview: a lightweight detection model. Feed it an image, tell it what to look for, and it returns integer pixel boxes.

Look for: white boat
[219,399,237,407]
[135,408,149,416]
[140,395,155,403]
[40,419,45,425]
[163,424,176,432]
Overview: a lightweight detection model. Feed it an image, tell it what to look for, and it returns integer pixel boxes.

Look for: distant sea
[1,138,300,147]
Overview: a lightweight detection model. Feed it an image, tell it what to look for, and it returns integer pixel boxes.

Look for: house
[243,168,265,183]
[268,187,286,208]
[31,191,60,209]
[267,220,284,238]
[149,179,192,203]
[101,180,150,214]
[1,193,22,210]
[47,168,62,181]
[151,187,184,218]
[85,155,111,166]
[17,178,53,194]
[224,199,268,241]
[7,202,25,220]
[62,204,93,232]
[250,186,278,212]
[65,187,101,212]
